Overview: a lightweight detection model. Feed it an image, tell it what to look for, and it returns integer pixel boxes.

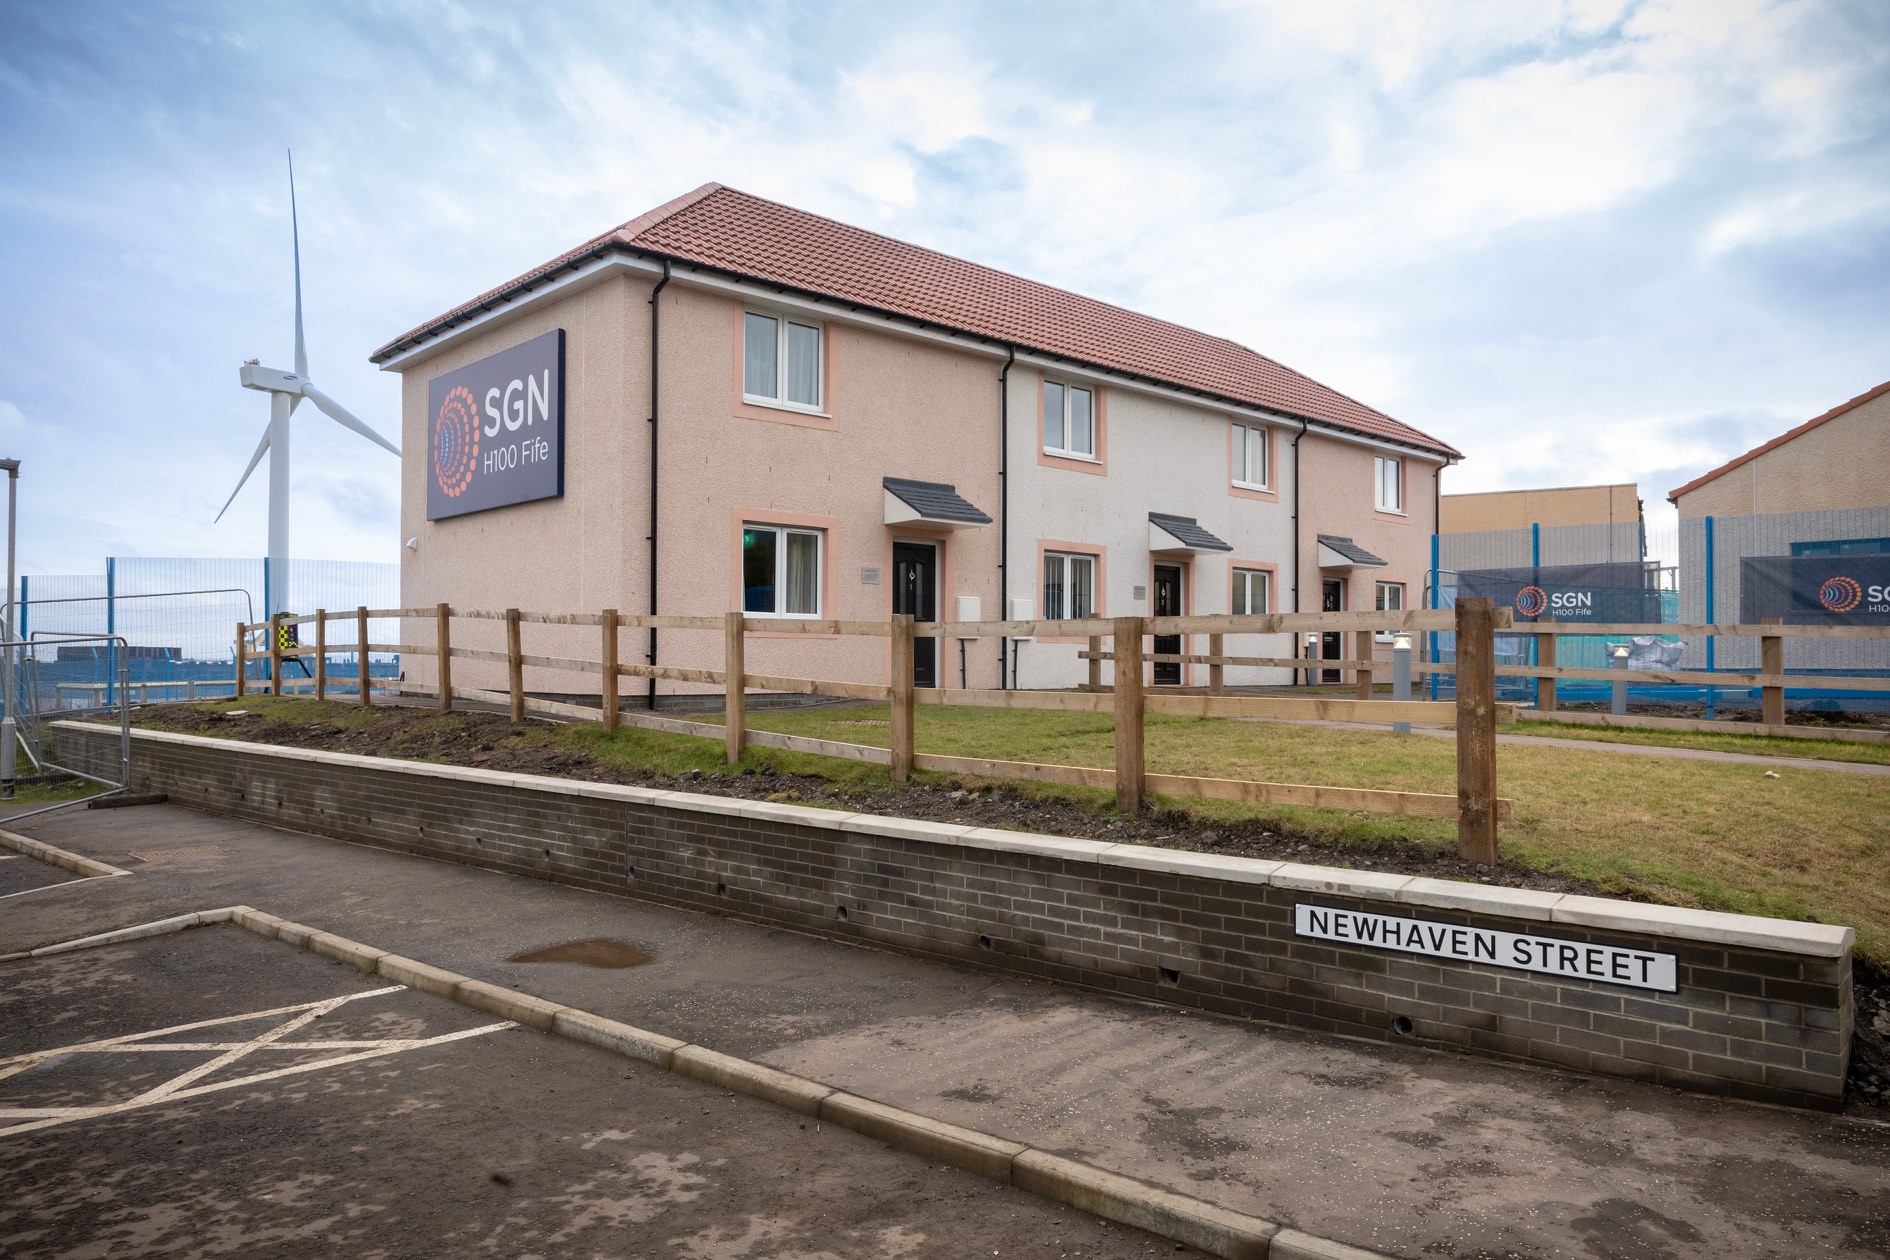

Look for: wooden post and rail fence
[237,602,1890,865]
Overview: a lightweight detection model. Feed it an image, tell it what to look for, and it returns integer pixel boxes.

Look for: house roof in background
[1667,378,1890,502]
[374,183,1459,458]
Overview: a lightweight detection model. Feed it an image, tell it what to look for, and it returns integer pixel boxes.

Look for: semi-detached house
[372,183,1461,702]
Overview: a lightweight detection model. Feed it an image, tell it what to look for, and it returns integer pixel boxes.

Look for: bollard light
[1391,632,1413,732]
[1392,633,1412,653]
[1610,644,1630,717]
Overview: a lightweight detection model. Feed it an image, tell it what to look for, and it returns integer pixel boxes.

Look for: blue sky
[1,0,1885,575]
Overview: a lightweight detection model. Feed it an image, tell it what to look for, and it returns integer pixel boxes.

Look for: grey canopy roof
[1316,534,1388,566]
[1149,513,1232,552]
[883,477,993,525]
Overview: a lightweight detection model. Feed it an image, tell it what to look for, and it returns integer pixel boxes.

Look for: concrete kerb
[2,904,1371,1260]
[0,826,132,880]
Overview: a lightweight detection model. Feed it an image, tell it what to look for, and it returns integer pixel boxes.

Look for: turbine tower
[216,153,400,616]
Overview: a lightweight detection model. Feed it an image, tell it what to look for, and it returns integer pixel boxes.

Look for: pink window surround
[1228,421,1278,502]
[729,507,840,638]
[1037,374,1108,476]
[732,304,840,431]
[1227,559,1278,614]
[1035,538,1107,644]
[1372,454,1412,521]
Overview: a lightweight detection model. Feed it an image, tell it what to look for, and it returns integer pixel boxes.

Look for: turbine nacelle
[239,364,306,394]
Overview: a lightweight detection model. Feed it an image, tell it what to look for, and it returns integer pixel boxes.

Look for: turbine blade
[214,429,272,523]
[289,150,307,379]
[302,382,400,457]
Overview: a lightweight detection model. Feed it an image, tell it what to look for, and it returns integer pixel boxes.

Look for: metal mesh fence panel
[1678,507,1890,676]
[13,557,400,712]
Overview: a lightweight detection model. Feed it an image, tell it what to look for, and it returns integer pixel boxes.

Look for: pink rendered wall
[394,272,1002,699]
[1296,432,1440,666]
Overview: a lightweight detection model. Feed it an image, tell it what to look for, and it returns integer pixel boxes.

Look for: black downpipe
[1290,418,1308,685]
[997,346,1015,689]
[646,261,671,710]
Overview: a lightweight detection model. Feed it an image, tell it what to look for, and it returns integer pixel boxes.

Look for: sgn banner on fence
[1454,562,1662,624]
[1740,555,1890,626]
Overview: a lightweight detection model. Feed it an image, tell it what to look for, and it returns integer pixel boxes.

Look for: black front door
[893,541,938,688]
[1321,578,1344,682]
[1153,565,1183,686]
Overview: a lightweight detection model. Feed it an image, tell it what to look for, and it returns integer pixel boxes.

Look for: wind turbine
[215,152,400,617]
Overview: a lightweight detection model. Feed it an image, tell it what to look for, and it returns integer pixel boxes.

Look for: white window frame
[1232,567,1269,616]
[1042,379,1097,460]
[1374,456,1403,513]
[741,522,824,619]
[1232,422,1270,490]
[1374,580,1405,643]
[1042,551,1097,620]
[742,310,825,413]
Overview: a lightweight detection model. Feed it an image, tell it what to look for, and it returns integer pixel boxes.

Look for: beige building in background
[1668,380,1890,518]
[1441,483,1641,534]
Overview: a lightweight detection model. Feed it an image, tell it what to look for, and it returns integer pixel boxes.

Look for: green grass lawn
[141,696,1890,968]
[730,703,1890,966]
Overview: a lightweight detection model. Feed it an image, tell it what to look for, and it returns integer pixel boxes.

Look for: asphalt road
[2,923,1185,1259]
[4,802,1889,1258]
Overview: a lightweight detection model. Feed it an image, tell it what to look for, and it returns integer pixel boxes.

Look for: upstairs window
[1376,581,1404,611]
[744,312,823,410]
[1043,380,1096,459]
[1375,456,1403,513]
[1043,551,1096,620]
[743,523,822,617]
[1233,422,1270,489]
[1232,568,1269,615]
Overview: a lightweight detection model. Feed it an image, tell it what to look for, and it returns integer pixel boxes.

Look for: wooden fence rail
[230,598,1559,862]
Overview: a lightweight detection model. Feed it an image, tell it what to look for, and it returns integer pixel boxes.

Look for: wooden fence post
[268,613,283,697]
[1455,597,1499,864]
[1113,616,1145,814]
[436,603,453,712]
[1207,632,1224,695]
[1535,627,1557,713]
[1087,634,1103,691]
[724,611,746,765]
[890,614,915,782]
[314,610,327,701]
[234,621,247,699]
[356,606,371,707]
[505,608,525,722]
[600,609,619,733]
[1354,629,1374,701]
[1761,616,1784,728]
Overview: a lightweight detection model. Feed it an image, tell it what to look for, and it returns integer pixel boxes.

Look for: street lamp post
[1,458,19,800]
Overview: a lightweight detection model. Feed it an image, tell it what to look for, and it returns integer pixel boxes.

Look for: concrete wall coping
[65,721,1856,960]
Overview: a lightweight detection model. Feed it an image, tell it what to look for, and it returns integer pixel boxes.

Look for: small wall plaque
[1132,584,1147,601]
[861,567,882,585]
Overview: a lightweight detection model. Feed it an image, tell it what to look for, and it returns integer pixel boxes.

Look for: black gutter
[372,247,1459,464]
[647,260,671,710]
[998,345,1015,689]
[1290,417,1309,686]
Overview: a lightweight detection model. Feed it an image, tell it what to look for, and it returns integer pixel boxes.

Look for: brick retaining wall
[54,722,1854,1108]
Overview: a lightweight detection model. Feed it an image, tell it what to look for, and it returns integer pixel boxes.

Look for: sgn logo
[1514,586,1548,617]
[433,386,478,498]
[1819,576,1863,613]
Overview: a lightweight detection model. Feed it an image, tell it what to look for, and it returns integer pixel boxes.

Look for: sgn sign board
[427,329,565,521]
[1294,903,1677,991]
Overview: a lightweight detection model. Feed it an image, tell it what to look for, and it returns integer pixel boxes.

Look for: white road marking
[0,985,512,1137]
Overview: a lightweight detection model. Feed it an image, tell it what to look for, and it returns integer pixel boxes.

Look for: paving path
[4,803,1888,1259]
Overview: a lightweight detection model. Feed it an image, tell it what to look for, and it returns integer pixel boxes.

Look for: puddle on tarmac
[507,939,655,969]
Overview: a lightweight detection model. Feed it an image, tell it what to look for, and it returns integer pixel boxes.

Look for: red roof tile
[374,183,1458,457]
